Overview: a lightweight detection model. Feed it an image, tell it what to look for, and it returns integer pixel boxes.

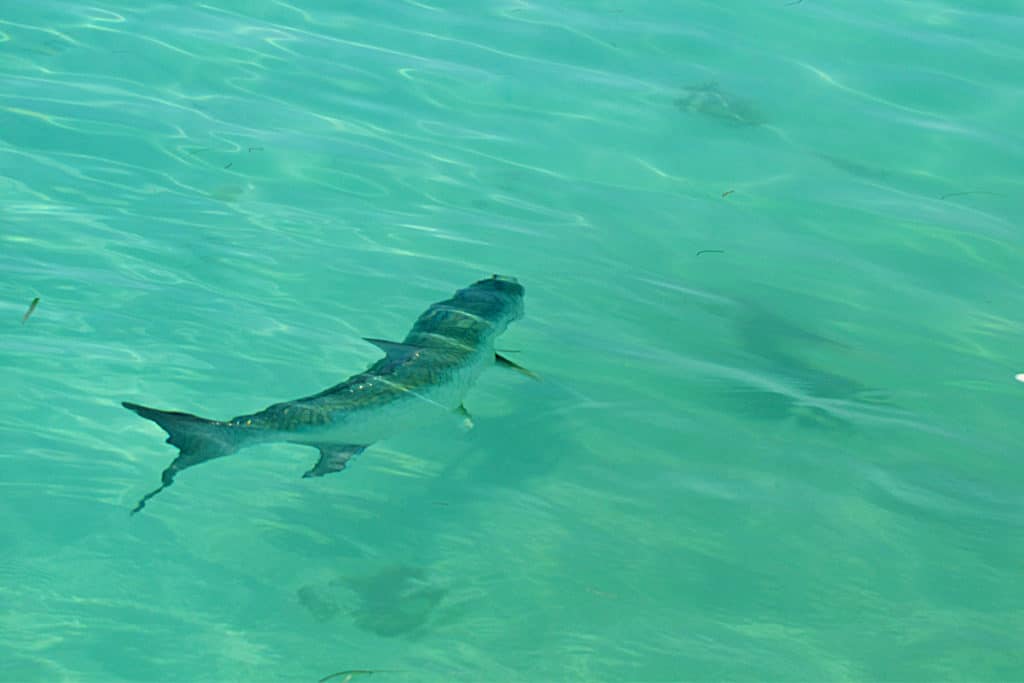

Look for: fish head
[405,275,526,348]
[451,274,526,336]
[475,274,524,298]
[470,274,525,323]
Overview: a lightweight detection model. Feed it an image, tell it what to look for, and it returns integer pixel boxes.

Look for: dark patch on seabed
[297,565,446,637]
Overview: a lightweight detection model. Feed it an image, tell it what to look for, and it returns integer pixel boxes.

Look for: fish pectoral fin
[296,442,370,478]
[455,403,474,430]
[363,338,423,358]
[495,353,540,381]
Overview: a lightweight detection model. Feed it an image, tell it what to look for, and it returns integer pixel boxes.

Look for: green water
[2,1,1022,681]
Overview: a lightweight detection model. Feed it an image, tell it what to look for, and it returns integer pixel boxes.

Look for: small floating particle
[696,249,725,256]
[940,191,1006,200]
[721,190,734,197]
[21,297,39,324]
[224,162,233,169]
[1015,373,1024,383]
[785,0,802,5]
[248,146,264,152]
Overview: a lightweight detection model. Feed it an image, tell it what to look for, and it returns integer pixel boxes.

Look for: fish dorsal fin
[363,338,423,358]
[495,353,540,381]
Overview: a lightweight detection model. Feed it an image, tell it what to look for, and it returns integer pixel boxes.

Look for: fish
[123,275,531,514]
[675,81,763,126]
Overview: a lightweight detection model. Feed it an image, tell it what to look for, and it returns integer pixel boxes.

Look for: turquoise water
[2,0,1022,680]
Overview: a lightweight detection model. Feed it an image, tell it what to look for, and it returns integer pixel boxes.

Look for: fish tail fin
[122,401,249,514]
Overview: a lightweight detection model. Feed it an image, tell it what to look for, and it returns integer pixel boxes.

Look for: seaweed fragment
[21,297,39,324]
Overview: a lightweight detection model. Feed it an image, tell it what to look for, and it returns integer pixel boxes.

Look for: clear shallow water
[2,1,1022,681]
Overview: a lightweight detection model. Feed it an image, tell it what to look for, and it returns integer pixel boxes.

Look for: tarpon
[123,275,531,514]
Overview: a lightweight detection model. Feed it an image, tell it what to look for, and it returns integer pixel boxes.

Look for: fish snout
[471,274,524,298]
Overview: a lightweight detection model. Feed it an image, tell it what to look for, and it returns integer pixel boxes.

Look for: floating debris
[1015,373,1024,383]
[721,190,735,198]
[248,146,264,152]
[21,297,39,324]
[696,249,725,256]
[675,82,763,126]
[224,162,233,169]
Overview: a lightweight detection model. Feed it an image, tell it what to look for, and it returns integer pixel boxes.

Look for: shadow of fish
[724,303,888,429]
[298,565,446,638]
[815,153,893,181]
[123,275,535,514]
[296,584,341,622]
[342,565,446,637]
[675,81,763,126]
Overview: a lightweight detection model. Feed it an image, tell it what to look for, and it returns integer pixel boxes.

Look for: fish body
[124,275,528,513]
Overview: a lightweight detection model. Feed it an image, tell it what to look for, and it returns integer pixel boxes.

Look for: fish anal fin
[495,353,540,380]
[297,442,369,478]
